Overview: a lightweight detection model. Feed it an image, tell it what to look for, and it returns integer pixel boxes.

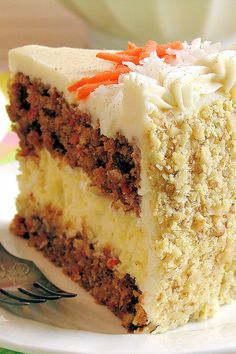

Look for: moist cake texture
[8,73,141,214]
[8,39,236,332]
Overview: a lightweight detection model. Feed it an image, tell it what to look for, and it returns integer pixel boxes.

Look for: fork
[0,244,77,305]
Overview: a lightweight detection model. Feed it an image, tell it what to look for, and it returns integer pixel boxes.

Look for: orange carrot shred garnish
[128,41,137,50]
[115,63,129,70]
[77,80,118,100]
[68,39,183,100]
[156,41,183,58]
[164,54,176,64]
[96,52,140,65]
[139,40,158,60]
[117,48,142,56]
[68,67,130,92]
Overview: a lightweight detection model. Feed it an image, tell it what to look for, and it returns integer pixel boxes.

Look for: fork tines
[0,282,77,306]
[0,244,77,306]
[33,282,77,298]
[0,288,46,304]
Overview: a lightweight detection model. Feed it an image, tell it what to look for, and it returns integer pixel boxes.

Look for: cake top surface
[9,39,236,107]
[9,45,115,81]
[8,39,236,142]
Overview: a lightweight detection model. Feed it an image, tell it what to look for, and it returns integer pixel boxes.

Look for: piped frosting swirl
[121,42,236,111]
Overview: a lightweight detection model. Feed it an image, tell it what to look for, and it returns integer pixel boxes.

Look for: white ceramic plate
[0,162,236,354]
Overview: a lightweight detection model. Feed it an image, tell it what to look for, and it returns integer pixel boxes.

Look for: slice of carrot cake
[7,39,236,333]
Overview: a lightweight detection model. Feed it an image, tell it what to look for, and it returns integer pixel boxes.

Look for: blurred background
[0,0,87,68]
[2,0,236,69]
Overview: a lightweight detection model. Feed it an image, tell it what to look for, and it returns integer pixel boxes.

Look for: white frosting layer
[120,62,222,111]
[201,50,236,95]
[9,45,114,104]
[9,41,236,116]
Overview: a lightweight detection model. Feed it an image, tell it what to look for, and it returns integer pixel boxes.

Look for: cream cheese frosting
[9,45,115,104]
[9,40,236,117]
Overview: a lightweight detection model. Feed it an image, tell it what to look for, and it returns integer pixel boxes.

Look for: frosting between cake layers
[17,149,148,286]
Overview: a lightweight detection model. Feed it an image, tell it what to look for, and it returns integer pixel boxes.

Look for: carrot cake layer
[7,40,236,333]
[11,211,148,331]
[7,73,141,214]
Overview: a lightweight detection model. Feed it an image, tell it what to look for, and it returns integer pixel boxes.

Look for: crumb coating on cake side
[143,97,236,328]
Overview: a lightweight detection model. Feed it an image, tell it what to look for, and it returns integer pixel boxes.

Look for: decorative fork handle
[0,243,77,305]
[0,244,31,287]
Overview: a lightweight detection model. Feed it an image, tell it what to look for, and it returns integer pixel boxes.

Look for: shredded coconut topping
[116,39,236,110]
